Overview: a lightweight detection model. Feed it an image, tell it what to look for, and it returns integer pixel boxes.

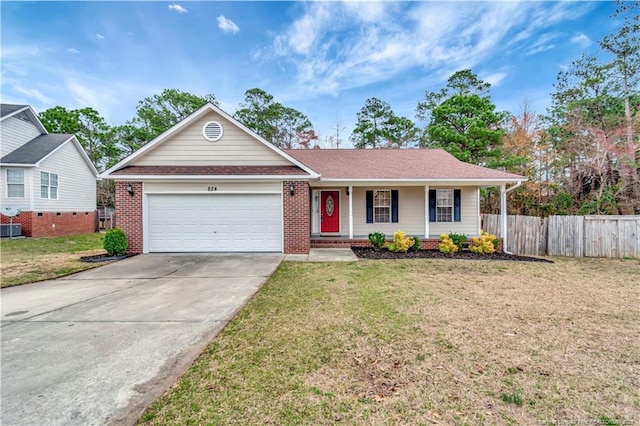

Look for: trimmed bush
[409,236,421,252]
[386,231,414,253]
[368,232,386,250]
[448,233,468,251]
[104,227,128,256]
[438,234,458,254]
[469,231,499,254]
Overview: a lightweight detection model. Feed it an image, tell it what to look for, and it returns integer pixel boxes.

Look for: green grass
[139,257,640,425]
[1,232,106,287]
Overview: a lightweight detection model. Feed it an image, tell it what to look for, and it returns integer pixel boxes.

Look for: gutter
[501,181,522,254]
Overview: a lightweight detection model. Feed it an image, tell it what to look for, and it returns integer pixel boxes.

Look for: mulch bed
[80,254,136,263]
[352,247,553,263]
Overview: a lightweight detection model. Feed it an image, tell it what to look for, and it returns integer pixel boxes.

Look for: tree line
[38,2,638,214]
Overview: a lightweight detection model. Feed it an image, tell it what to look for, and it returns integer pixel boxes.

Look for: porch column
[500,184,507,252]
[348,185,353,239]
[424,185,430,238]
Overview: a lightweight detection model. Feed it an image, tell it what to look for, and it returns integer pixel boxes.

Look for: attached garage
[146,193,282,252]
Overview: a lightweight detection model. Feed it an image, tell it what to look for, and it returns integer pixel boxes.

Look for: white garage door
[147,194,282,252]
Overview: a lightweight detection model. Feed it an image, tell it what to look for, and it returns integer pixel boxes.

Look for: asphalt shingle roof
[1,134,73,165]
[285,149,526,180]
[0,104,29,119]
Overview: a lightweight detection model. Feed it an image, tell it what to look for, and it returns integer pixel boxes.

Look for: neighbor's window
[7,169,24,198]
[436,189,453,222]
[374,190,391,223]
[40,171,58,199]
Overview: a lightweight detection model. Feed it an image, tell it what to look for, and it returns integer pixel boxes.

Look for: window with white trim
[374,190,391,223]
[40,171,58,199]
[6,169,24,198]
[436,189,453,222]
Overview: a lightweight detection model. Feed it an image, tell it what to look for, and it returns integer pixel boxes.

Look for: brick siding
[283,181,310,254]
[115,181,143,254]
[1,210,96,237]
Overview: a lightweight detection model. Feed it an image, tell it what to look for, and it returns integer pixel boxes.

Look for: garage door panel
[147,194,282,252]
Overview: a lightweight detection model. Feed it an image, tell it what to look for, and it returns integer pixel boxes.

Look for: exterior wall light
[289,183,295,196]
[126,182,134,196]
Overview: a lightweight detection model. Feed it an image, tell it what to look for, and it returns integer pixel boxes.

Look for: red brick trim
[1,211,97,237]
[115,181,143,254]
[283,181,310,254]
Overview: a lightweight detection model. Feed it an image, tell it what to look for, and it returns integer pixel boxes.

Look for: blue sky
[1,1,619,147]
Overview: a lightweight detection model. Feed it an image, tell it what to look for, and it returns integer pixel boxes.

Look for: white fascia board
[106,175,314,181]
[101,103,320,179]
[0,163,35,167]
[0,106,29,121]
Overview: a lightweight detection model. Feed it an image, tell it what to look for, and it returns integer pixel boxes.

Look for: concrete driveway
[1,253,282,426]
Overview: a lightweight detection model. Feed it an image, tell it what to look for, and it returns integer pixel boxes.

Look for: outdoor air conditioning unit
[1,224,22,238]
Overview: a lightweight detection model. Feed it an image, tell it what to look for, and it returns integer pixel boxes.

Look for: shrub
[409,236,421,252]
[104,227,128,256]
[469,231,499,254]
[448,233,468,251]
[438,234,458,254]
[368,232,386,250]
[386,231,414,253]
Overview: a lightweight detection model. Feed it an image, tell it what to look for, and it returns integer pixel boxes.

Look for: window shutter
[391,190,399,223]
[454,189,461,222]
[429,189,436,222]
[366,190,373,223]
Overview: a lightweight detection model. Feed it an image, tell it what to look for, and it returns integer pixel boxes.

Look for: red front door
[320,191,340,233]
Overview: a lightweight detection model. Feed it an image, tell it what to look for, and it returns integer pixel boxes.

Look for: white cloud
[96,33,105,39]
[525,32,560,56]
[217,15,239,34]
[168,4,188,14]
[67,48,80,54]
[13,84,52,104]
[483,72,508,87]
[570,33,591,48]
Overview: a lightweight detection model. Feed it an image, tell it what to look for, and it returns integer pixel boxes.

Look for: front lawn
[0,232,106,287]
[139,257,640,425]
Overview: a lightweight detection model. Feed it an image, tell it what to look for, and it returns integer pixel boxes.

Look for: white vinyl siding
[0,116,41,158]
[345,186,479,237]
[352,187,424,236]
[35,141,96,211]
[6,169,25,198]
[133,111,291,166]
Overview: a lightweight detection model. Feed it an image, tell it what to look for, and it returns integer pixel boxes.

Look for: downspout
[501,181,522,254]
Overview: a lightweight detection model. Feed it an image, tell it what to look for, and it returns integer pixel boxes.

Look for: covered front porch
[308,182,518,252]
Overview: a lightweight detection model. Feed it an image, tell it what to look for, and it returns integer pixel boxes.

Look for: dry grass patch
[1,233,106,287]
[139,257,640,425]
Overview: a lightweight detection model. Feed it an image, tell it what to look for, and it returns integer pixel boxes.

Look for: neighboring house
[101,103,525,254]
[0,104,98,237]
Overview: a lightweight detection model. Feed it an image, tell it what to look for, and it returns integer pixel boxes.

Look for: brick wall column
[283,181,310,254]
[115,181,143,254]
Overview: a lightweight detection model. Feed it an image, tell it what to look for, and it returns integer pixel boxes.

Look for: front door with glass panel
[320,190,340,233]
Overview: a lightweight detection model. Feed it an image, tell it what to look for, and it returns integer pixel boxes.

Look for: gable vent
[202,121,224,142]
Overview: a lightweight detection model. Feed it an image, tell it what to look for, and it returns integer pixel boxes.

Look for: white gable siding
[133,111,291,166]
[35,142,96,211]
[1,116,42,158]
[0,166,32,211]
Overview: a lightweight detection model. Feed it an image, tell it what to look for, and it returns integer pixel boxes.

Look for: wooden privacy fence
[481,214,640,258]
